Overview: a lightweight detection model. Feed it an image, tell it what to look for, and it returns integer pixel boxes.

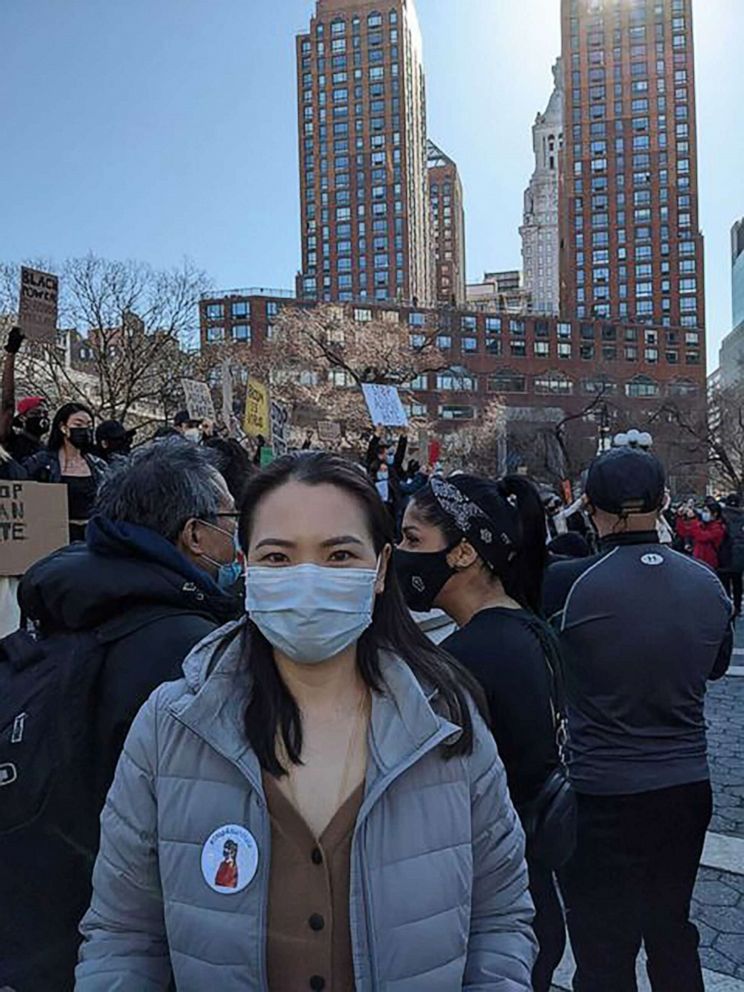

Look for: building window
[231,301,250,318]
[485,316,501,332]
[558,343,572,359]
[461,337,478,353]
[206,303,224,320]
[232,324,251,343]
[439,405,475,421]
[436,367,477,392]
[436,335,452,350]
[206,326,224,343]
[626,375,659,398]
[488,371,526,394]
[535,372,573,395]
[534,341,550,357]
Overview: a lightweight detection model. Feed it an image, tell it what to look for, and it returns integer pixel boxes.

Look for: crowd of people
[0,323,737,992]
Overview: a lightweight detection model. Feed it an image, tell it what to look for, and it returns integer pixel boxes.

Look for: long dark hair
[238,452,488,775]
[410,474,548,615]
[47,402,94,452]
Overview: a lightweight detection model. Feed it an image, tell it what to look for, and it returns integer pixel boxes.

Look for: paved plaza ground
[552,629,744,991]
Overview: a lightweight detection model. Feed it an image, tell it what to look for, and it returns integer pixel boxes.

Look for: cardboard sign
[270,400,289,456]
[18,266,59,344]
[361,384,408,428]
[181,379,216,422]
[244,379,270,437]
[0,482,69,576]
[318,420,341,442]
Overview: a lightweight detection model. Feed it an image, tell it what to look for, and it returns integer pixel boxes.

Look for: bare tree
[2,254,211,424]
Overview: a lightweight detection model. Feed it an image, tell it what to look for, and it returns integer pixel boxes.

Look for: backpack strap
[513,611,570,766]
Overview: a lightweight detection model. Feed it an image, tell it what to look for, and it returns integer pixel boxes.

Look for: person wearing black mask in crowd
[1,326,51,462]
[543,447,733,992]
[24,402,107,541]
[396,474,573,992]
[95,419,136,464]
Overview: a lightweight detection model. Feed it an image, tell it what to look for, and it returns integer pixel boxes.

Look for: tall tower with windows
[296,0,432,305]
[521,59,564,316]
[559,0,704,347]
[427,140,466,305]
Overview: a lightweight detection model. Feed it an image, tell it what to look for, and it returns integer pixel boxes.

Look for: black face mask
[394,545,458,613]
[68,427,94,453]
[24,416,49,438]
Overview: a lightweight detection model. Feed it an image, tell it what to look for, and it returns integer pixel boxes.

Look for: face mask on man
[25,416,49,438]
[67,427,94,453]
[245,562,379,664]
[184,428,202,443]
[393,544,459,613]
[198,522,243,592]
[701,510,712,524]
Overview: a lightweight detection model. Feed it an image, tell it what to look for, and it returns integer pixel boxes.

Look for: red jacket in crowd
[676,516,727,570]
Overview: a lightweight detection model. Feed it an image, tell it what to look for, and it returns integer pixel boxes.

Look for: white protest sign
[181,379,216,421]
[361,384,408,428]
[317,420,341,442]
[18,267,59,344]
[270,399,289,456]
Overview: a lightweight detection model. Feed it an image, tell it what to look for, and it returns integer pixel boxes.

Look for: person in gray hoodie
[76,451,536,992]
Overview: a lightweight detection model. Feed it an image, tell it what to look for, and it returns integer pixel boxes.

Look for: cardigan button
[311,847,323,865]
[308,913,325,932]
[310,976,325,991]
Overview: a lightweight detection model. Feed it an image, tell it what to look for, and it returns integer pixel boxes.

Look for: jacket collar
[171,620,461,788]
[600,530,660,550]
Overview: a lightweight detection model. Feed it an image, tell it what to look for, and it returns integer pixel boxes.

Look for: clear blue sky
[1,0,742,369]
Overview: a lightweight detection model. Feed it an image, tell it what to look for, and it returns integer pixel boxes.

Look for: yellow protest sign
[244,379,270,437]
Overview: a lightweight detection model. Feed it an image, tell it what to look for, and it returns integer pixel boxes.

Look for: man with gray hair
[6,440,242,992]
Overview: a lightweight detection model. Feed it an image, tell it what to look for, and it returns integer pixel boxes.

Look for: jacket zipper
[170,711,271,992]
[350,724,455,991]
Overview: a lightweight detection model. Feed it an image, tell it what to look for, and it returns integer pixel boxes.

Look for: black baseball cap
[96,420,136,444]
[586,447,665,515]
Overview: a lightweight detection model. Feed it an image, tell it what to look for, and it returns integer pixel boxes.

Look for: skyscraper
[427,139,466,305]
[558,0,704,337]
[296,0,432,305]
[732,218,744,333]
[520,59,564,316]
[718,219,744,388]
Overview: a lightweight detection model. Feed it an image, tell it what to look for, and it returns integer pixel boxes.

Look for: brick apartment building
[559,0,704,339]
[200,289,705,489]
[427,140,466,305]
[296,0,432,305]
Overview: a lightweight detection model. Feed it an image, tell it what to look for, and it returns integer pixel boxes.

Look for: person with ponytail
[396,473,575,992]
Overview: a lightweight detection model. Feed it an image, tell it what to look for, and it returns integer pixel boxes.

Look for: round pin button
[200,824,258,895]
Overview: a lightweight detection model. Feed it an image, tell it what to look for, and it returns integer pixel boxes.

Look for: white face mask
[245,562,378,665]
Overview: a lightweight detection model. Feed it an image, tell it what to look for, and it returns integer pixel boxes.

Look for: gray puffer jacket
[76,621,536,991]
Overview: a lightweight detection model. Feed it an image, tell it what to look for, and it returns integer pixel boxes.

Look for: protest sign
[270,399,289,456]
[18,267,59,344]
[0,482,69,576]
[361,384,408,428]
[318,420,341,443]
[260,445,275,467]
[244,379,270,437]
[181,379,216,422]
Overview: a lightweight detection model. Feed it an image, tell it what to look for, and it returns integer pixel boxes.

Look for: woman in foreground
[76,452,535,991]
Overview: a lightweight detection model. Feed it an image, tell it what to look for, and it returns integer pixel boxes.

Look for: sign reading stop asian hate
[18,267,59,344]
[0,482,69,576]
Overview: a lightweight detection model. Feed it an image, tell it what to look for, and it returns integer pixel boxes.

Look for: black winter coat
[2,517,241,992]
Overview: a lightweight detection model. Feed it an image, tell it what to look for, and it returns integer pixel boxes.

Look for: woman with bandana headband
[396,473,574,992]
